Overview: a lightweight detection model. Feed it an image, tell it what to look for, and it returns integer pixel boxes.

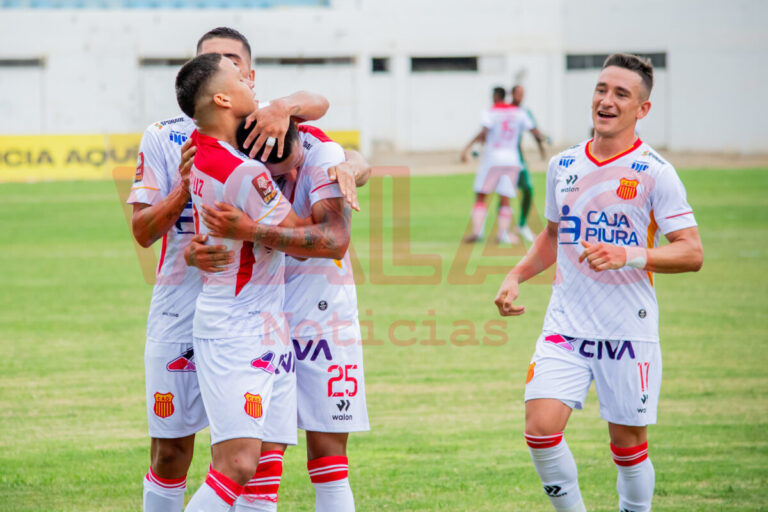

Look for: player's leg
[593,341,661,512]
[306,432,355,512]
[524,333,592,512]
[466,192,488,243]
[143,341,208,512]
[495,194,519,244]
[517,166,535,242]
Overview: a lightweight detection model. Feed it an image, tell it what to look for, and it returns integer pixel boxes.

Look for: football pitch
[0,168,766,511]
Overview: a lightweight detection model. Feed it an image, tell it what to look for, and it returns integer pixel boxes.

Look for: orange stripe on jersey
[585,138,643,167]
[253,194,283,223]
[646,210,658,286]
[131,186,160,191]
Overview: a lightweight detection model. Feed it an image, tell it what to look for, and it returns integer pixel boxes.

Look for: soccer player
[510,84,547,242]
[494,53,703,512]
[128,26,332,512]
[195,120,370,512]
[461,86,543,244]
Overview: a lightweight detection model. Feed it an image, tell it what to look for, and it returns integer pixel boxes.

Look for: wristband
[624,246,648,269]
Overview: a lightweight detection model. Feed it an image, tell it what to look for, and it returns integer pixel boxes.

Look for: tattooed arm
[200,197,351,260]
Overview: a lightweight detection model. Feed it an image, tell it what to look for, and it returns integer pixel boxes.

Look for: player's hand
[201,202,253,241]
[178,139,196,193]
[578,240,626,271]
[327,162,360,211]
[494,272,526,316]
[184,234,233,273]
[242,99,292,162]
[460,149,470,163]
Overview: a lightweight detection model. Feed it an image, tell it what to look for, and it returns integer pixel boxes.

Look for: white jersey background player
[461,86,543,244]
[128,26,334,512]
[494,53,703,512]
[197,122,370,512]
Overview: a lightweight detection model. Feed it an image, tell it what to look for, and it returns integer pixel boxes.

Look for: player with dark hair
[495,53,702,512]
[127,26,364,512]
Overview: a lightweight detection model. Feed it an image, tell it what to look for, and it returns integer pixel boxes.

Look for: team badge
[251,351,276,374]
[244,393,263,419]
[526,362,536,384]
[134,152,145,182]
[153,392,175,418]
[253,172,277,204]
[616,178,639,200]
[167,348,196,372]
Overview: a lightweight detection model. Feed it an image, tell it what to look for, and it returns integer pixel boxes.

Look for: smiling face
[592,66,651,139]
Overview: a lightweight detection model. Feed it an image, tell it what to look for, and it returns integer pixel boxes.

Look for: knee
[306,432,348,460]
[223,455,260,484]
[152,439,193,472]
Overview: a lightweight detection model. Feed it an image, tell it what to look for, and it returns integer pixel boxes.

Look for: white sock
[525,432,586,512]
[612,442,655,512]
[471,202,488,237]
[185,467,243,512]
[308,456,355,512]
[143,467,186,512]
[497,205,513,239]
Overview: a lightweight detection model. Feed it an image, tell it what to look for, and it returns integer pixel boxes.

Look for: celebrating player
[192,119,371,512]
[494,53,703,512]
[461,86,545,244]
[128,26,334,512]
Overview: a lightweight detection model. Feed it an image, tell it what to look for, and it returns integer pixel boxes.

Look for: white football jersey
[127,114,201,344]
[481,103,535,167]
[278,126,358,338]
[543,139,697,342]
[188,129,291,339]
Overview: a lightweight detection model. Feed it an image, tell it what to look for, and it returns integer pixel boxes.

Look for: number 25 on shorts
[328,365,359,398]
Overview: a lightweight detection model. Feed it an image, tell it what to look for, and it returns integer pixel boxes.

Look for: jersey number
[327,364,358,397]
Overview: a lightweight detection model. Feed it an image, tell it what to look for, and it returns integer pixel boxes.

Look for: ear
[248,68,255,84]
[212,92,231,109]
[636,99,651,120]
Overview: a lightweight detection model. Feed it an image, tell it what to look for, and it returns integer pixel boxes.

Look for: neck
[512,100,521,106]
[591,127,638,160]
[196,112,241,147]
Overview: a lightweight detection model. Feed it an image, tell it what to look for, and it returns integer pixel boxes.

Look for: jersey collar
[585,138,642,167]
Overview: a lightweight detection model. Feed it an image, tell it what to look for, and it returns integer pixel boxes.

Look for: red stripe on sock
[307,455,349,484]
[146,467,186,488]
[243,451,284,499]
[611,441,649,466]
[205,467,244,506]
[524,432,564,449]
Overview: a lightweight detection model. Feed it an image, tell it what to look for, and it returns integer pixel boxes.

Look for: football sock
[519,184,532,226]
[525,432,586,512]
[612,442,654,512]
[471,201,487,237]
[497,205,513,239]
[308,455,355,512]
[184,466,243,512]
[143,466,186,512]
[234,450,284,511]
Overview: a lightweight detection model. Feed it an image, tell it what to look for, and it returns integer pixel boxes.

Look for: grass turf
[0,168,766,510]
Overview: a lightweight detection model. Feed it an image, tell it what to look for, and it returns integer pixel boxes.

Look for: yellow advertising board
[0,130,360,183]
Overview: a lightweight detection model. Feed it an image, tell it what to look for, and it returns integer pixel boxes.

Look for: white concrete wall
[0,0,765,153]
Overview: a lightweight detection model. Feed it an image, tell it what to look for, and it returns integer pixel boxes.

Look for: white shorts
[145,340,208,439]
[524,332,662,426]
[473,161,520,197]
[261,346,298,446]
[294,324,370,433]
[193,333,293,445]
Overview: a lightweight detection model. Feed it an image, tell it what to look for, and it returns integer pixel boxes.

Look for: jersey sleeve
[127,127,169,206]
[480,109,493,129]
[304,142,345,206]
[226,162,291,227]
[544,156,560,223]
[650,164,697,235]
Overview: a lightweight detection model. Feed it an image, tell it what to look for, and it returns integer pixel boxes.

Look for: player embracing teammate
[495,53,703,511]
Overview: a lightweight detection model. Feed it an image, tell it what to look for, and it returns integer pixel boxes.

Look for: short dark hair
[236,119,299,164]
[175,53,222,119]
[602,53,654,98]
[493,86,506,101]
[196,27,252,60]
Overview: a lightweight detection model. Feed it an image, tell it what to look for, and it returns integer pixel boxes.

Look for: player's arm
[579,226,703,273]
[460,128,488,162]
[243,91,330,160]
[494,220,559,316]
[326,150,371,212]
[530,127,547,160]
[201,198,351,260]
[130,140,195,248]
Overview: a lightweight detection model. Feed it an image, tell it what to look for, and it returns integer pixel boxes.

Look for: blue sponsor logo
[169,130,188,146]
[631,161,649,172]
[274,351,296,375]
[293,338,333,362]
[577,340,635,360]
[559,205,639,246]
[559,156,576,168]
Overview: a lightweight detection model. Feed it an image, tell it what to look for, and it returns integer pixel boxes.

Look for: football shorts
[473,162,520,197]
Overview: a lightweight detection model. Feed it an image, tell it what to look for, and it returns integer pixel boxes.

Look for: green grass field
[1,168,767,511]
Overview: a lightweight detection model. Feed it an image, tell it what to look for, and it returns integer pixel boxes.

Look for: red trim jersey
[543,139,697,342]
[480,103,535,167]
[126,114,201,344]
[188,130,291,339]
[278,126,358,337]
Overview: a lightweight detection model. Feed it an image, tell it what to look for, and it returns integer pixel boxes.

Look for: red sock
[243,450,285,503]
[205,466,245,506]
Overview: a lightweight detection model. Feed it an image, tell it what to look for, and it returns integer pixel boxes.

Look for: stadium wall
[0,0,765,181]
